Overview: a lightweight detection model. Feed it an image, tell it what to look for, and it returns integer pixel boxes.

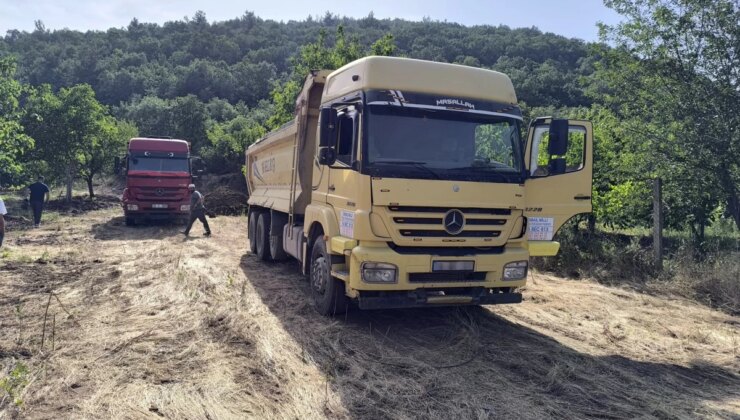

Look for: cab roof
[322,56,518,104]
[128,138,190,153]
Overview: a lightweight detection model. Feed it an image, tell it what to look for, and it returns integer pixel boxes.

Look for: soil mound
[204,187,248,216]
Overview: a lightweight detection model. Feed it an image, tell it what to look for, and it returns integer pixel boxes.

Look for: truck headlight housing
[503,261,528,281]
[180,204,191,211]
[361,262,398,283]
[127,204,139,211]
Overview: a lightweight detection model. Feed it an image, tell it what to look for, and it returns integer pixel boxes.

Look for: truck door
[523,118,593,250]
[326,105,363,236]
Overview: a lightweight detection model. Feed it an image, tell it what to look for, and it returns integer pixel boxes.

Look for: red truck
[121,137,194,226]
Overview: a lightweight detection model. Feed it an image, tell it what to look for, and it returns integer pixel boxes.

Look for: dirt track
[1,207,738,419]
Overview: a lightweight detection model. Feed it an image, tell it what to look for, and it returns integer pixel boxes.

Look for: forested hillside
[1,12,591,109]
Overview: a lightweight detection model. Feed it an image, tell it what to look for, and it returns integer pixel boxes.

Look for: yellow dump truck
[246,56,592,315]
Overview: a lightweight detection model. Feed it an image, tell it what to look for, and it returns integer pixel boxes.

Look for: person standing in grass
[182,184,211,237]
[27,176,50,228]
[0,194,7,247]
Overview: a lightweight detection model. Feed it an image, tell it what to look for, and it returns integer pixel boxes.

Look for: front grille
[134,187,186,201]
[409,272,487,283]
[384,205,515,241]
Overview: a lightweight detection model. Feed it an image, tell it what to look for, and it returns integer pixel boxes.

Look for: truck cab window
[335,111,356,166]
[530,125,586,176]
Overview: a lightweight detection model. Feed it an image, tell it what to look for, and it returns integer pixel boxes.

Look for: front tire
[125,216,136,226]
[309,236,348,316]
[255,213,272,261]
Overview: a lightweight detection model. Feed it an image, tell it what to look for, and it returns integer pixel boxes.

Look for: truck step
[331,270,349,281]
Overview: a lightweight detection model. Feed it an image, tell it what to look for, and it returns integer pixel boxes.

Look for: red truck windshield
[129,157,189,173]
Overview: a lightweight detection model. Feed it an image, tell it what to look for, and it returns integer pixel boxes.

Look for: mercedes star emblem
[443,209,465,235]
[155,188,165,196]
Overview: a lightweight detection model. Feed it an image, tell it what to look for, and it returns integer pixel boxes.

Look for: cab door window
[335,109,358,167]
[530,125,586,176]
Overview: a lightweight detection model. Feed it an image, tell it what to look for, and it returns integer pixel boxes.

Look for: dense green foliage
[591,0,739,244]
[0,57,34,184]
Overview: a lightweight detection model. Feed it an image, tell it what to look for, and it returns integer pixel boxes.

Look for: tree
[596,0,740,243]
[24,84,108,202]
[267,26,396,129]
[0,57,34,186]
[78,118,137,198]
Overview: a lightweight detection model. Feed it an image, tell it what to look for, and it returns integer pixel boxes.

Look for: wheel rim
[311,256,329,295]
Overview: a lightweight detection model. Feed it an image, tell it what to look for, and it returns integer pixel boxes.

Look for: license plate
[152,204,168,209]
[432,261,475,272]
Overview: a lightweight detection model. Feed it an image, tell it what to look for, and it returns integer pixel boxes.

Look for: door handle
[328,185,336,191]
[574,195,591,200]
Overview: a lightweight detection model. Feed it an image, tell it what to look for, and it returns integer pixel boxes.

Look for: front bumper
[343,241,529,293]
[358,288,522,310]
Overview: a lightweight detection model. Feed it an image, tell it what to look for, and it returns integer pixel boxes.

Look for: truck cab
[246,57,592,314]
[121,137,194,226]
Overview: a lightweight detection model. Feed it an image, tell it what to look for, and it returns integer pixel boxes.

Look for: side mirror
[548,119,569,156]
[318,147,336,166]
[319,107,338,147]
[548,157,566,175]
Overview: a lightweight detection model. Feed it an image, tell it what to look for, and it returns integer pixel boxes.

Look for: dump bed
[246,71,329,215]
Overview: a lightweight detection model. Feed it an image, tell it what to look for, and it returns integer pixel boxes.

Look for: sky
[0,0,622,41]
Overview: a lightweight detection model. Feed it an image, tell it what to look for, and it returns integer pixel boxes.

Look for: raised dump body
[246,71,328,216]
[246,57,593,315]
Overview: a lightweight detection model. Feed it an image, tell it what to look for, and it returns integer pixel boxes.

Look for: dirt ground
[0,207,738,419]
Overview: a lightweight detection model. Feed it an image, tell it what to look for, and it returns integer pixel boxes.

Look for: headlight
[361,262,398,283]
[180,205,191,211]
[503,261,528,281]
[127,204,139,211]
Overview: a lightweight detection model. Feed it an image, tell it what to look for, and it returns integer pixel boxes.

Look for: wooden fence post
[653,178,663,270]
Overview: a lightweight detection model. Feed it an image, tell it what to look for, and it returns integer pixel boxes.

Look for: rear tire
[309,236,348,316]
[255,213,272,261]
[269,212,288,261]
[248,210,258,254]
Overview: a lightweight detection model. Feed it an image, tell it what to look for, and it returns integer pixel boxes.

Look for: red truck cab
[121,137,193,226]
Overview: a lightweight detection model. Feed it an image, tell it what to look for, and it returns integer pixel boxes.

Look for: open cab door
[524,118,593,256]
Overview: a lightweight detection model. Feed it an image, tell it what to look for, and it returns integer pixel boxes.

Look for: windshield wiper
[371,159,441,179]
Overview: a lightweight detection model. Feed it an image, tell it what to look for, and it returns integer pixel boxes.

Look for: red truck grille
[134,187,186,201]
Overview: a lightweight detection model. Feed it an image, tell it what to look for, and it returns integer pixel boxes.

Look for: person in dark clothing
[28,176,50,228]
[0,195,7,247]
[182,184,211,236]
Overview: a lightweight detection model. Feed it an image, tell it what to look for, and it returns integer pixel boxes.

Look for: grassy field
[0,201,738,418]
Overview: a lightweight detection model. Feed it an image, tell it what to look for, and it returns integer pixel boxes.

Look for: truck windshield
[129,157,189,173]
[364,105,523,183]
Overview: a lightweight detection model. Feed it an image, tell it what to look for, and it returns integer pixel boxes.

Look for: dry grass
[532,224,740,316]
[0,208,738,419]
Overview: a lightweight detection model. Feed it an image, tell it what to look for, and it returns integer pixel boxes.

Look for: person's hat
[188,184,195,190]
